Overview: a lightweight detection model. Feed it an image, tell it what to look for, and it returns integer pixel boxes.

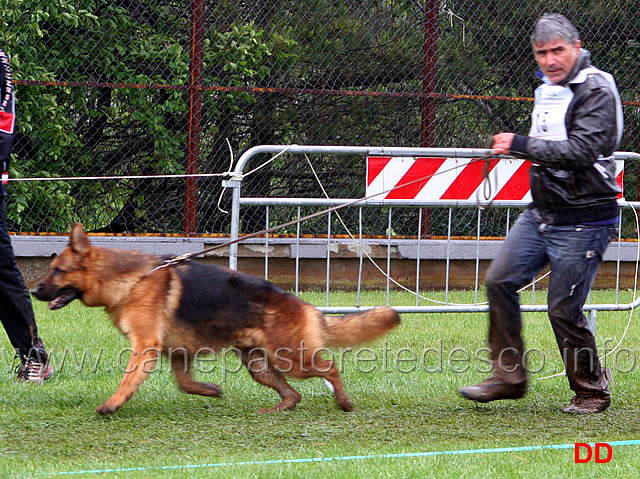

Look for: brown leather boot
[562,393,611,414]
[459,376,527,403]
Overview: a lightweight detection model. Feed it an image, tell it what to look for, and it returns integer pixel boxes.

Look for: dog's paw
[95,402,119,415]
[203,383,223,396]
[258,406,281,414]
[257,397,300,414]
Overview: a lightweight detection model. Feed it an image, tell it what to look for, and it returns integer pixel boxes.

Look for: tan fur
[32,223,401,415]
[325,307,401,347]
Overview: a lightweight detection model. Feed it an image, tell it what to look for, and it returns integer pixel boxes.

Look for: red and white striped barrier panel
[366,156,624,203]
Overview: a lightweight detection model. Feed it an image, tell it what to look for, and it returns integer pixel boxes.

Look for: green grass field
[2,289,640,478]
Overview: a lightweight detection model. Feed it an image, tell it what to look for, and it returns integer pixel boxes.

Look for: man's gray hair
[531,13,580,46]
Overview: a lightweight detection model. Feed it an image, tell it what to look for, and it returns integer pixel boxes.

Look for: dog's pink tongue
[48,298,63,310]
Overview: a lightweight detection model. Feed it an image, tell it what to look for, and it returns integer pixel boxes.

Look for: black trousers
[0,197,47,360]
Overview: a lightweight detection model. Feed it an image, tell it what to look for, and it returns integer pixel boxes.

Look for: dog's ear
[69,223,91,255]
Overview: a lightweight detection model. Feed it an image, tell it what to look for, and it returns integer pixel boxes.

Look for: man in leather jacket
[459,13,622,413]
[0,47,52,382]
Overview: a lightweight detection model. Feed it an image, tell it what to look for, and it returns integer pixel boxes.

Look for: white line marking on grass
[36,440,640,476]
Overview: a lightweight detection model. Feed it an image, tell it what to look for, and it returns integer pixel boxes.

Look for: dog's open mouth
[48,287,82,310]
[32,285,82,310]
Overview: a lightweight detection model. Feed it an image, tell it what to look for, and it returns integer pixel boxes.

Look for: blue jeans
[484,208,614,395]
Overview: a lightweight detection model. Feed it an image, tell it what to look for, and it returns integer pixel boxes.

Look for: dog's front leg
[96,342,160,415]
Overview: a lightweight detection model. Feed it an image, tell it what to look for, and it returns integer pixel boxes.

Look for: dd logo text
[574,443,612,463]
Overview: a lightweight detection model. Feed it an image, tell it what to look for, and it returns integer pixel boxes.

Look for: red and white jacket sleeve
[0,48,15,188]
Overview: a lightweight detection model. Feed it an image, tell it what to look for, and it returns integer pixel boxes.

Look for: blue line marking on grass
[37,440,640,476]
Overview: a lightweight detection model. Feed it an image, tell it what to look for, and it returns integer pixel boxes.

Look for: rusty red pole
[420,0,439,237]
[422,0,439,148]
[184,0,205,234]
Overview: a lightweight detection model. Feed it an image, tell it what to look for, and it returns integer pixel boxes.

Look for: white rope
[445,8,466,45]
[6,172,230,182]
[241,144,298,178]
[212,143,299,215]
[215,138,236,214]
[5,143,298,184]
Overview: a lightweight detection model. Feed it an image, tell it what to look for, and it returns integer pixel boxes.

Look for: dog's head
[31,223,92,310]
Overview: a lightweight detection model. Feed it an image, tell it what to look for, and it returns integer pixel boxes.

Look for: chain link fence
[2,1,639,236]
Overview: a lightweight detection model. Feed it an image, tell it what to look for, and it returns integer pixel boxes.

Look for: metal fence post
[226,178,242,270]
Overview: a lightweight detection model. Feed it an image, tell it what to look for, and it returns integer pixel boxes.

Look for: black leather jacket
[509,50,623,225]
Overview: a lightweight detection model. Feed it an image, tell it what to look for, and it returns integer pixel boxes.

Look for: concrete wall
[15,235,639,290]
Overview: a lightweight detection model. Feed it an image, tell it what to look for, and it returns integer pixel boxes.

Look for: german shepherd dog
[32,224,400,415]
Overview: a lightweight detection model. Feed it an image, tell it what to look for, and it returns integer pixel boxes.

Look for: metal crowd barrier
[227,145,640,320]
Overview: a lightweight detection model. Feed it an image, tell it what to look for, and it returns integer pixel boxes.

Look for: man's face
[533,38,581,84]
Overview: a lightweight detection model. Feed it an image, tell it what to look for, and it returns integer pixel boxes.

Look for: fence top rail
[233,144,640,175]
[238,197,640,209]
[234,145,493,174]
[319,300,640,315]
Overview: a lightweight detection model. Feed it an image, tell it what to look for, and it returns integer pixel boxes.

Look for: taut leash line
[151,153,496,272]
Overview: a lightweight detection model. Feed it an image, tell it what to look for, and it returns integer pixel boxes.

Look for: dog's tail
[324,307,400,347]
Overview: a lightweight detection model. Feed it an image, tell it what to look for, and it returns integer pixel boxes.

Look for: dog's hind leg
[289,356,353,412]
[170,349,222,397]
[238,348,302,414]
[315,360,353,412]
